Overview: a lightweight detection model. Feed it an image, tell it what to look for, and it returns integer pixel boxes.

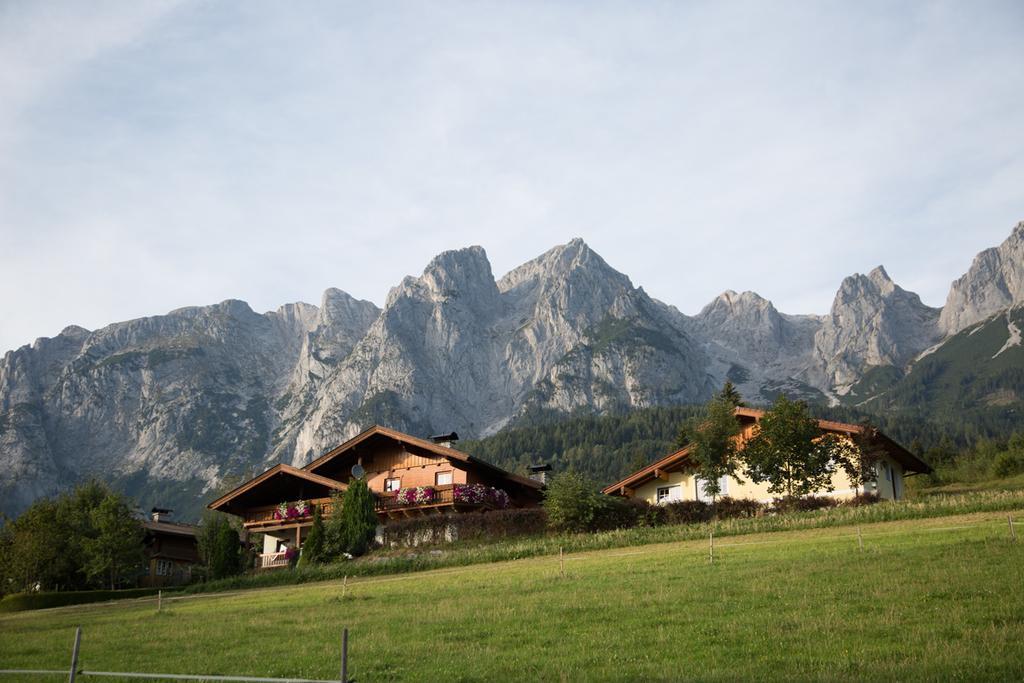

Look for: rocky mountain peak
[499,239,628,293]
[939,221,1024,335]
[867,266,896,294]
[58,325,91,340]
[835,266,900,306]
[705,289,773,312]
[812,266,940,395]
[387,245,500,310]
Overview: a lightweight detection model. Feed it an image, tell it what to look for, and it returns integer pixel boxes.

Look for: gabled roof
[208,463,347,513]
[734,407,931,473]
[601,443,696,495]
[141,520,199,538]
[602,406,931,495]
[304,424,543,490]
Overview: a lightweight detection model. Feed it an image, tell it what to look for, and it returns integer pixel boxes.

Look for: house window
[656,485,681,504]
[156,560,173,576]
[436,471,453,486]
[384,477,401,492]
[695,476,729,502]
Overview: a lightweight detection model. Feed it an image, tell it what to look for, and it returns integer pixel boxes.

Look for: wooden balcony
[374,484,497,518]
[242,498,333,530]
[240,485,502,529]
[257,551,290,570]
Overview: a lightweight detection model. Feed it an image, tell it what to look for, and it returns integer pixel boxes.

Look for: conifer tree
[328,478,378,557]
[716,381,747,408]
[297,507,326,567]
[689,394,743,509]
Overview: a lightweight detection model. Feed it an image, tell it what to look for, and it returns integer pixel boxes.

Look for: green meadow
[2,510,1022,682]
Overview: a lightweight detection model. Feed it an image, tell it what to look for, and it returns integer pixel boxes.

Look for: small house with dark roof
[140,510,201,587]
[208,425,544,568]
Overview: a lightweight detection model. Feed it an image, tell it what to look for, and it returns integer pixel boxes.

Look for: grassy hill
[1,510,1022,681]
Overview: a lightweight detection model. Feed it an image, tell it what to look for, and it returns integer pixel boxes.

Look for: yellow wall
[632,455,907,505]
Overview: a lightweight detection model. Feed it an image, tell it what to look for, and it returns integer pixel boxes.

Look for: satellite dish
[351,464,365,480]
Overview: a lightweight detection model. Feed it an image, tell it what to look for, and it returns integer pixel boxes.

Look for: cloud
[0,1,1022,353]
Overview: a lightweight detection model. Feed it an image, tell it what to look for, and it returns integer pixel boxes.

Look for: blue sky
[1,1,1022,353]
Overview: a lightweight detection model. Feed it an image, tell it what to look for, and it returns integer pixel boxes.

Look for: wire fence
[0,626,353,683]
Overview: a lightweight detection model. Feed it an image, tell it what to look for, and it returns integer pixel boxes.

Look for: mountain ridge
[1,221,1022,519]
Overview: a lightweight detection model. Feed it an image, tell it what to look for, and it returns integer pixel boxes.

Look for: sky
[1,1,1022,354]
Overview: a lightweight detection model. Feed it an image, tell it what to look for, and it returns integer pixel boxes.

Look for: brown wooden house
[140,510,201,587]
[208,425,543,568]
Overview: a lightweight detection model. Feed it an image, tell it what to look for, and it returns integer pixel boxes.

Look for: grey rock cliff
[940,222,1024,335]
[808,266,940,394]
[690,290,823,400]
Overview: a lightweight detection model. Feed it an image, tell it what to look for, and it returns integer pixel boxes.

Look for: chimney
[151,507,173,523]
[430,431,460,448]
[528,464,552,485]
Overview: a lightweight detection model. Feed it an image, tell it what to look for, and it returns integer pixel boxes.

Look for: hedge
[0,587,172,613]
[380,508,548,547]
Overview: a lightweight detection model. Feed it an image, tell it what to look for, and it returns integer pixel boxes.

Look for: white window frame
[656,485,681,504]
[384,477,401,492]
[435,471,453,486]
[695,475,729,502]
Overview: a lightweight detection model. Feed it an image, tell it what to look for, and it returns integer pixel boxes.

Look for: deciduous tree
[82,493,145,590]
[742,396,839,499]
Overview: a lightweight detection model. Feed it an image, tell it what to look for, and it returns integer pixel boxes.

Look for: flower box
[273,500,311,520]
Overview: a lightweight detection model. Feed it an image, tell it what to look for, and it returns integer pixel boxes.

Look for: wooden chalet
[209,425,544,568]
[140,509,201,587]
[603,407,931,504]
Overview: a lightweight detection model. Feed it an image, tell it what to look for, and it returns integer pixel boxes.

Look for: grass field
[2,509,1023,682]
[179,489,1024,595]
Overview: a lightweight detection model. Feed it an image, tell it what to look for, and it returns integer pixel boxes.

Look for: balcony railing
[374,484,497,513]
[243,499,333,527]
[258,551,290,569]
[242,485,501,525]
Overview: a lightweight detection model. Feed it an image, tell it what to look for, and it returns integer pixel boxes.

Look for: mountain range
[2,221,1022,519]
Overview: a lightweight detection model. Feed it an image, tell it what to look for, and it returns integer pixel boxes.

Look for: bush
[543,472,606,533]
[380,509,548,547]
[591,496,645,531]
[992,451,1024,478]
[198,513,243,580]
[772,496,838,513]
[713,497,763,519]
[662,500,713,525]
[843,493,881,507]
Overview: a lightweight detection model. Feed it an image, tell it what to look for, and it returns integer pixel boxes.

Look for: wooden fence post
[1010,515,1017,542]
[559,547,564,578]
[857,526,864,552]
[157,590,162,613]
[68,626,81,683]
[709,531,714,564]
[340,628,349,683]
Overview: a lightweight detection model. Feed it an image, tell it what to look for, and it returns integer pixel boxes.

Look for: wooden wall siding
[364,442,445,472]
[365,463,470,493]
